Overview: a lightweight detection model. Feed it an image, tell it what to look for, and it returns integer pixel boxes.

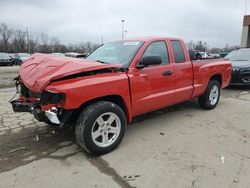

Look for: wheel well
[71,95,129,124]
[210,74,222,86]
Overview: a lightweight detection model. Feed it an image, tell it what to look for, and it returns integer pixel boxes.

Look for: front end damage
[9,53,123,127]
[10,78,73,127]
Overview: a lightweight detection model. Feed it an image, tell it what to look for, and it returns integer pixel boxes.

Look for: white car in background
[202,52,220,59]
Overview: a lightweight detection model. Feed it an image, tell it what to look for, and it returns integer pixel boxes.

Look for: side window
[142,41,169,65]
[171,41,186,63]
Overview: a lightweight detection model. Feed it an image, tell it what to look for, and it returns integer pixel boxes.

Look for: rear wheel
[75,101,127,155]
[199,80,220,110]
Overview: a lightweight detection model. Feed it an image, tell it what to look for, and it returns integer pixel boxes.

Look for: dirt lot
[0,66,19,88]
[0,85,250,188]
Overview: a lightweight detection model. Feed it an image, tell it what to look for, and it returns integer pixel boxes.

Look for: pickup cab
[11,37,232,155]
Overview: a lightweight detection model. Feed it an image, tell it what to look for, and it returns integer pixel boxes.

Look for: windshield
[86,41,144,66]
[225,49,250,61]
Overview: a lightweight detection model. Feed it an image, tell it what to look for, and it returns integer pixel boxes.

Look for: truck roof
[122,37,182,42]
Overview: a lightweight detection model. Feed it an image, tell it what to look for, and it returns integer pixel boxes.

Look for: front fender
[44,72,132,121]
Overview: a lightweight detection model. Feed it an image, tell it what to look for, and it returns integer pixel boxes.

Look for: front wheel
[75,101,127,155]
[199,80,221,110]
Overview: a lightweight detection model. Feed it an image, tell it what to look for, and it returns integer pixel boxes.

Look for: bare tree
[0,23,103,53]
[28,35,39,53]
[11,29,27,52]
[77,42,87,53]
[39,33,50,53]
[186,41,196,50]
[50,37,60,52]
[194,41,206,52]
[84,41,99,53]
[0,23,13,51]
[222,44,239,52]
[210,48,221,53]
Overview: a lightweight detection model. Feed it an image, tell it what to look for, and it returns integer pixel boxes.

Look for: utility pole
[26,27,31,54]
[124,30,127,39]
[121,20,125,39]
[245,0,248,15]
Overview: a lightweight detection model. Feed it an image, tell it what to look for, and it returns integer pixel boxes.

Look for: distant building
[241,15,250,48]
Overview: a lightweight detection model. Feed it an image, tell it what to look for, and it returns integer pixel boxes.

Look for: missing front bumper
[10,100,60,124]
[10,99,73,127]
[10,100,32,112]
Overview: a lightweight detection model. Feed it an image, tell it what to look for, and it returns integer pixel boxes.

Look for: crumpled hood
[20,53,121,93]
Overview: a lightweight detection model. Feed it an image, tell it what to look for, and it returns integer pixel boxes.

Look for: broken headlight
[40,91,65,105]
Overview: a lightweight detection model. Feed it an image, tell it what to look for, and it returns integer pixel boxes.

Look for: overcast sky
[0,0,248,47]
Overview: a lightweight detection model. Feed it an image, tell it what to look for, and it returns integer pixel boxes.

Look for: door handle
[163,71,173,76]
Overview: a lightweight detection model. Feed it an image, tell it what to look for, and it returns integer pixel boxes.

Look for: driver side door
[128,41,175,116]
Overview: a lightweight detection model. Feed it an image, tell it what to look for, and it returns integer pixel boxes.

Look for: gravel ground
[0,86,249,188]
[0,66,19,88]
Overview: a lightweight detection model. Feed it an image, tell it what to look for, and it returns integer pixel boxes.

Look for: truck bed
[191,58,231,98]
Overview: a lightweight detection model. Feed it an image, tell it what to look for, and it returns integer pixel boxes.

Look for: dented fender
[44,72,133,122]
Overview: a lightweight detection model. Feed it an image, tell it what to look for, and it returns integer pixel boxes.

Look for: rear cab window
[171,40,186,63]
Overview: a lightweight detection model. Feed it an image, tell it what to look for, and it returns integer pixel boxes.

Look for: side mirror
[137,55,162,69]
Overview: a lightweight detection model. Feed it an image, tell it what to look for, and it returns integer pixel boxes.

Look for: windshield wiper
[232,59,248,61]
[95,60,109,64]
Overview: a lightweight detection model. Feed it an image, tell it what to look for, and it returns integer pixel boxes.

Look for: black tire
[198,80,221,110]
[75,101,127,155]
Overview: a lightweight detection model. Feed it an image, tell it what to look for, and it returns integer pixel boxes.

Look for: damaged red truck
[11,37,232,155]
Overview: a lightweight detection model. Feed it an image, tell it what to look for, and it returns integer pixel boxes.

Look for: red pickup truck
[11,37,231,155]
